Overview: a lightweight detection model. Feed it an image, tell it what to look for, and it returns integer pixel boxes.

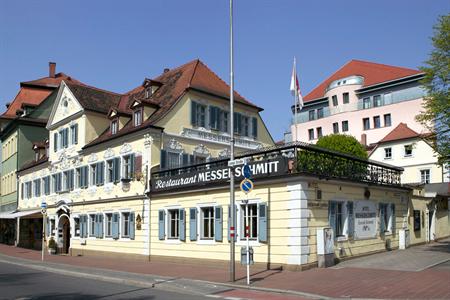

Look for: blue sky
[1,1,448,140]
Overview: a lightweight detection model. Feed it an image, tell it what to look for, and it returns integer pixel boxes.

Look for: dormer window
[145,87,152,99]
[134,109,142,127]
[111,120,118,134]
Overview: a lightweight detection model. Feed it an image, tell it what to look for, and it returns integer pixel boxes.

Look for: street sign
[243,164,252,179]
[228,158,245,167]
[40,202,47,209]
[240,179,254,194]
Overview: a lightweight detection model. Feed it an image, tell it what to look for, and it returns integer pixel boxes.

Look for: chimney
[361,133,367,147]
[49,62,56,78]
[163,68,170,73]
[5,102,10,109]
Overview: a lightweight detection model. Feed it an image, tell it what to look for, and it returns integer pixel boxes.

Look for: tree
[316,134,368,159]
[416,14,450,163]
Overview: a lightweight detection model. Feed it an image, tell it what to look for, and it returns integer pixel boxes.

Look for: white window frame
[104,212,113,238]
[133,109,142,127]
[384,147,392,160]
[420,169,431,184]
[404,144,413,157]
[331,199,350,241]
[380,203,394,235]
[236,199,262,246]
[121,211,131,238]
[88,213,96,238]
[72,215,80,238]
[196,203,219,245]
[111,120,118,134]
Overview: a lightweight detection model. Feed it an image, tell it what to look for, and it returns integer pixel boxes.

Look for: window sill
[197,239,216,245]
[236,240,261,247]
[165,239,182,244]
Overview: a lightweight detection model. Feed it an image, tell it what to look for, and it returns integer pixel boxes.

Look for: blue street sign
[243,164,252,179]
[40,202,47,209]
[240,179,254,194]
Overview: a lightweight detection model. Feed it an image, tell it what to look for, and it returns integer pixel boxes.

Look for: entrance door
[61,216,70,254]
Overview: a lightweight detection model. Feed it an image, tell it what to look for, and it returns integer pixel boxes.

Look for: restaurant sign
[151,157,288,192]
[354,200,377,239]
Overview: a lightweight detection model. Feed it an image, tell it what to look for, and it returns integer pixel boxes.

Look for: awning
[0,209,41,219]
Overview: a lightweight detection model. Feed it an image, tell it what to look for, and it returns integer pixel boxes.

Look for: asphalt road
[0,261,212,300]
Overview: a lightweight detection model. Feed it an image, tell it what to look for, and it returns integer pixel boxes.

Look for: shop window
[168,209,180,239]
[420,169,430,184]
[342,120,349,132]
[201,207,215,240]
[105,213,113,237]
[333,122,339,134]
[74,217,80,237]
[363,118,370,130]
[384,148,392,159]
[343,92,349,104]
[404,145,413,157]
[379,203,395,234]
[328,201,354,239]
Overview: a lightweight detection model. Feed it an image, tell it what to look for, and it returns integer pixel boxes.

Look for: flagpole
[293,57,298,143]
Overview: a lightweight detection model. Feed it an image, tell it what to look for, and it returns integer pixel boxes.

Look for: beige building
[16,59,274,254]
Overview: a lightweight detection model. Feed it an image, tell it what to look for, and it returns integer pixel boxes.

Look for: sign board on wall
[354,200,377,239]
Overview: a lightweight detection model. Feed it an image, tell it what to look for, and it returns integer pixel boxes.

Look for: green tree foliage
[416,14,450,163]
[316,134,368,159]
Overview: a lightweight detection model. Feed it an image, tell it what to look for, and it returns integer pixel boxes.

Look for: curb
[0,254,329,299]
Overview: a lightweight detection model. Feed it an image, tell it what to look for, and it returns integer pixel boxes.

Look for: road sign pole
[229,0,235,283]
[246,195,250,285]
[41,213,45,261]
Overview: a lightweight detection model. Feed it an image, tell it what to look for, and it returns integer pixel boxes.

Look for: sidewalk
[0,241,449,299]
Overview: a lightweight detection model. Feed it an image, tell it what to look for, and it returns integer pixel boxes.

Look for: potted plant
[48,237,57,255]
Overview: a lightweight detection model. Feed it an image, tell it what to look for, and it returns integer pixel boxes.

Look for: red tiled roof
[65,82,122,114]
[85,59,259,149]
[304,60,423,102]
[2,72,82,118]
[378,123,420,143]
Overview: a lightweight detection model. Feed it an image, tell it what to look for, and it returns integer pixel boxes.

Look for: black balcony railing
[150,142,403,193]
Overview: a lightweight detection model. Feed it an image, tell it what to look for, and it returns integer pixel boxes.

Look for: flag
[290,57,304,111]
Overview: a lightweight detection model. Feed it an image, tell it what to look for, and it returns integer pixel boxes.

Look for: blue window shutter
[179,209,186,241]
[158,210,165,240]
[79,216,83,238]
[252,117,258,138]
[114,157,121,182]
[189,208,197,241]
[347,201,354,239]
[258,203,268,242]
[160,150,167,170]
[391,203,396,234]
[215,206,223,242]
[130,212,135,240]
[83,215,87,238]
[53,132,58,151]
[112,213,120,239]
[191,101,197,126]
[99,214,103,238]
[329,201,337,239]
[379,203,385,235]
[100,162,105,185]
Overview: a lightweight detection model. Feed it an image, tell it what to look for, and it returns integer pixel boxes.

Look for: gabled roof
[65,82,122,114]
[85,59,260,149]
[2,72,82,118]
[304,60,423,102]
[378,123,420,144]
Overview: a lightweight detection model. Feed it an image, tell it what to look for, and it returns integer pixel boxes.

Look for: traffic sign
[228,158,245,167]
[40,202,47,209]
[243,164,252,179]
[41,208,47,215]
[240,179,254,194]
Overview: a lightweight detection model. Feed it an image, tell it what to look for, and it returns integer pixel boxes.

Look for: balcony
[181,127,262,150]
[150,142,403,194]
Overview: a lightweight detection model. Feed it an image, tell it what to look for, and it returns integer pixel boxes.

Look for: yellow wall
[1,131,18,162]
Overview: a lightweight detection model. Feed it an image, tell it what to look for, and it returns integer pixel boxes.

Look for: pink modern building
[290,60,429,146]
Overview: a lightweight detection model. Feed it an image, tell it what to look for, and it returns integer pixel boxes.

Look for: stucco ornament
[194,144,210,156]
[88,153,98,163]
[120,143,132,154]
[218,148,231,158]
[87,185,97,195]
[144,134,154,147]
[104,148,115,159]
[167,139,183,151]
[61,96,70,116]
[103,183,114,194]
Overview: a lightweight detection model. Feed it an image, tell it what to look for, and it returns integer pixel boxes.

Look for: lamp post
[229,0,236,282]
